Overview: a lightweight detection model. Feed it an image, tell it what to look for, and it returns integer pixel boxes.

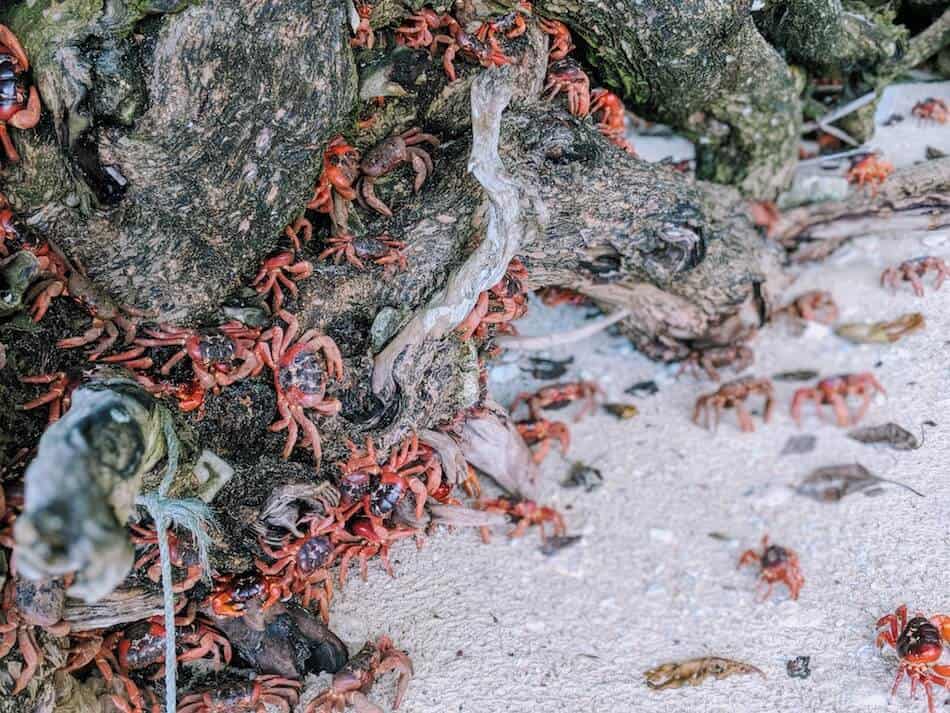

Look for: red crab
[881,256,949,297]
[255,515,338,621]
[351,2,375,49]
[777,290,839,325]
[130,522,204,593]
[135,321,263,391]
[208,571,287,619]
[283,216,313,252]
[256,309,343,466]
[306,636,412,713]
[692,376,774,433]
[848,155,893,189]
[590,88,635,154]
[336,436,384,506]
[748,200,782,238]
[0,575,71,695]
[18,369,82,424]
[511,380,603,421]
[477,497,566,543]
[21,241,70,322]
[356,128,439,217]
[876,605,950,713]
[252,250,313,313]
[516,418,570,463]
[395,8,443,48]
[790,372,885,427]
[538,17,574,61]
[105,605,231,681]
[179,676,301,713]
[457,258,529,341]
[0,25,42,164]
[911,98,948,124]
[317,232,407,272]
[333,516,418,585]
[475,4,529,45]
[544,58,590,117]
[307,136,361,220]
[56,259,151,360]
[678,344,754,382]
[429,15,511,82]
[737,535,804,601]
[538,286,588,307]
[0,191,16,256]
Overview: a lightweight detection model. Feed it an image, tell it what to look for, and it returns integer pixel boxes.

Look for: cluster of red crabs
[2,9,950,712]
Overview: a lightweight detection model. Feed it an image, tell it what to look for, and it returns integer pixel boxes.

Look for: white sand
[311,84,950,713]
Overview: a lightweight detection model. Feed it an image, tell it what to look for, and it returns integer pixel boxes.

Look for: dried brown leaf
[796,463,924,502]
[645,656,765,690]
[847,423,921,450]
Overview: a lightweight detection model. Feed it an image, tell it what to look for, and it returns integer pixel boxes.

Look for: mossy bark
[534,0,802,199]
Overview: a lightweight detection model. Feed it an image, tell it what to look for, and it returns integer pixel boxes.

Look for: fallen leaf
[604,403,639,420]
[772,370,819,382]
[540,534,582,556]
[561,462,604,492]
[781,435,816,455]
[796,463,924,502]
[847,422,925,451]
[645,657,765,690]
[625,380,659,397]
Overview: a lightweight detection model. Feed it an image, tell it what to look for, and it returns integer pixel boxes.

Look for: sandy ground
[307,83,950,713]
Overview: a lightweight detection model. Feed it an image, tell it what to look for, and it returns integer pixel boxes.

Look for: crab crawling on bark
[318,232,407,272]
[0,24,42,163]
[305,636,413,713]
[790,372,885,427]
[738,535,804,601]
[692,376,774,433]
[256,310,344,466]
[881,256,949,297]
[476,497,566,543]
[543,58,590,117]
[179,675,301,713]
[876,604,950,713]
[457,257,529,342]
[357,128,439,218]
[847,155,893,189]
[308,136,361,220]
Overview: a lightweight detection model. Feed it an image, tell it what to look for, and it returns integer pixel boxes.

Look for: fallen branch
[494,309,631,351]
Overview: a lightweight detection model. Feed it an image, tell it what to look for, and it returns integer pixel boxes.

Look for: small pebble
[786,656,811,679]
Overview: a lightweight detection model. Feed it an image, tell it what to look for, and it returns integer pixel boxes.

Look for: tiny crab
[0,575,71,694]
[308,136,361,221]
[678,344,754,382]
[107,606,231,681]
[0,24,42,164]
[876,604,950,713]
[429,15,511,82]
[395,8,443,48]
[692,376,774,433]
[256,309,343,466]
[511,380,603,421]
[544,58,590,117]
[776,290,839,325]
[748,200,781,238]
[318,232,407,272]
[357,128,439,217]
[457,258,529,341]
[333,516,418,585]
[252,250,313,313]
[477,497,566,543]
[256,515,338,621]
[790,372,885,427]
[0,191,16,256]
[351,2,375,49]
[305,636,412,713]
[135,321,263,393]
[881,256,949,297]
[209,571,287,619]
[590,88,635,154]
[179,676,302,713]
[57,261,151,361]
[20,242,70,322]
[475,5,529,46]
[18,369,82,424]
[363,433,442,521]
[516,418,570,463]
[737,535,804,601]
[538,18,574,61]
[130,522,203,593]
[847,155,894,189]
[911,98,948,125]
